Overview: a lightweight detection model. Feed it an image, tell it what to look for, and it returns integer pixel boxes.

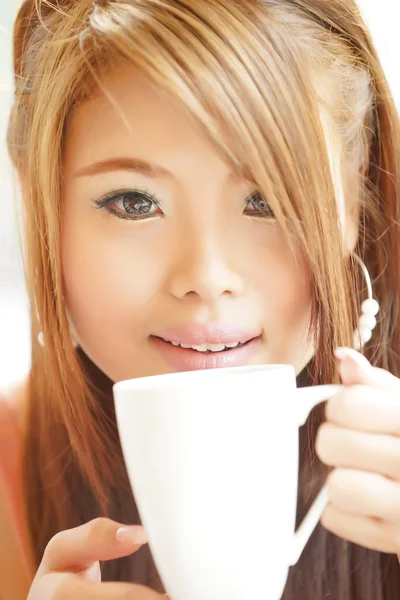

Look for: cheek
[251,226,312,328]
[275,257,312,327]
[270,257,313,369]
[61,206,164,340]
[269,259,312,343]
[250,227,313,364]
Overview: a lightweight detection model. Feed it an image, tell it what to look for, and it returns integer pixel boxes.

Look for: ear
[16,175,29,225]
[343,201,360,256]
[343,162,365,257]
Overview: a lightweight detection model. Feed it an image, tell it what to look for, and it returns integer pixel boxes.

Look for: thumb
[335,347,400,394]
[41,518,148,576]
[77,561,101,583]
[334,347,374,386]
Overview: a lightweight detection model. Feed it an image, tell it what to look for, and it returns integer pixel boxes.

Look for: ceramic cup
[114,364,341,600]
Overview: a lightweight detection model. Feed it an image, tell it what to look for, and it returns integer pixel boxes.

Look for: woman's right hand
[27,517,169,599]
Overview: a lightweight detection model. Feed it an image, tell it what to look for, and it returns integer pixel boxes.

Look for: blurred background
[0,0,399,387]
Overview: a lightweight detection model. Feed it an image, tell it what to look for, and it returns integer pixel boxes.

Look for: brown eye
[245,192,275,219]
[116,192,159,215]
[94,190,162,221]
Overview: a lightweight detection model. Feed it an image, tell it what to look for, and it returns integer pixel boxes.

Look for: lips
[153,323,260,346]
[159,340,248,353]
[151,323,262,371]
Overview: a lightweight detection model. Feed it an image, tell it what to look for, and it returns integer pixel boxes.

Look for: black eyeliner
[92,188,161,221]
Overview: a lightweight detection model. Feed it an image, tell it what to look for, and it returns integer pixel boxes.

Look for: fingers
[40,574,167,599]
[325,385,400,436]
[326,468,400,520]
[317,349,400,555]
[41,518,148,573]
[325,350,400,436]
[316,422,400,480]
[335,347,400,393]
[321,504,400,554]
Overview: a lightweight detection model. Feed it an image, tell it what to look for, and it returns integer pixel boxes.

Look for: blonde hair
[7,0,400,594]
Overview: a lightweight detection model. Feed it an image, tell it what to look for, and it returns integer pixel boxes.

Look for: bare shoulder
[0,375,31,600]
[0,375,29,433]
[0,479,31,600]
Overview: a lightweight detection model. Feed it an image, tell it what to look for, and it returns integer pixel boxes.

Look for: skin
[62,66,315,381]
[320,348,400,555]
[23,65,400,598]
[24,351,400,600]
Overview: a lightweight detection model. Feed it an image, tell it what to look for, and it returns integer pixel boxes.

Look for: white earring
[352,254,380,350]
[37,332,78,348]
[65,308,79,349]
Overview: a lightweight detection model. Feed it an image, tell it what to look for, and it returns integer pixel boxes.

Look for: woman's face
[62,66,314,382]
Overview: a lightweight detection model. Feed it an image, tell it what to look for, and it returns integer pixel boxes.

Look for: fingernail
[334,347,372,371]
[116,526,148,545]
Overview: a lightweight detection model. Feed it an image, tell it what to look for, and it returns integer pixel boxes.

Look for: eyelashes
[246,191,275,219]
[93,189,161,221]
[93,188,276,221]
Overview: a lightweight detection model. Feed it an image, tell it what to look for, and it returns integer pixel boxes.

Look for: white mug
[114,364,341,600]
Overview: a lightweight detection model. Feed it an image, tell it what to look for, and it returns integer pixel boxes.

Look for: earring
[352,254,380,350]
[65,308,79,349]
[38,306,79,348]
[37,331,78,348]
[38,331,45,347]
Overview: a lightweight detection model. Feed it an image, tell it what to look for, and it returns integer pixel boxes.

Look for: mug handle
[288,384,342,566]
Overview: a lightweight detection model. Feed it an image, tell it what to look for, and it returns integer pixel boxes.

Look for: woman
[1,0,400,598]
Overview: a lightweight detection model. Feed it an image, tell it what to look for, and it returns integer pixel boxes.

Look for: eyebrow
[73,157,174,179]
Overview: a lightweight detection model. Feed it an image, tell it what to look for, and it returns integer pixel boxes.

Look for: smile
[158,339,250,353]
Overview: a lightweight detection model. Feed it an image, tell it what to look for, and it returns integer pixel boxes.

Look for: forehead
[64,65,228,177]
[64,63,346,215]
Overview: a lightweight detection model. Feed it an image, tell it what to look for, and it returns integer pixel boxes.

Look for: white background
[0,0,399,386]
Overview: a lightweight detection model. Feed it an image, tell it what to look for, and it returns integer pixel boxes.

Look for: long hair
[7,0,400,595]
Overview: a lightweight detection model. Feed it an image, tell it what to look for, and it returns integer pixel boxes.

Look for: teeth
[192,343,226,352]
[162,339,242,352]
[190,343,208,352]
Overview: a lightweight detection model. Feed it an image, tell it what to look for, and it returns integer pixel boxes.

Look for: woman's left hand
[316,346,400,554]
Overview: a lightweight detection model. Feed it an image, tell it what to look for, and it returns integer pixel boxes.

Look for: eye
[94,190,162,221]
[244,191,275,219]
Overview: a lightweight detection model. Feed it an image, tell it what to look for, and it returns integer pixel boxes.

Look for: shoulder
[0,376,32,600]
[0,476,31,600]
[0,375,29,501]
[0,376,29,434]
[0,374,29,504]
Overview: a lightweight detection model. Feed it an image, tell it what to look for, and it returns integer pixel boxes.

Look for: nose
[167,230,245,303]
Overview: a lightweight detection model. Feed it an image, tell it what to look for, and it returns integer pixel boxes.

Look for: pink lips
[151,323,262,372]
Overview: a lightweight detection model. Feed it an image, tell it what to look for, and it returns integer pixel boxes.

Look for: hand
[316,347,400,554]
[27,517,169,599]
